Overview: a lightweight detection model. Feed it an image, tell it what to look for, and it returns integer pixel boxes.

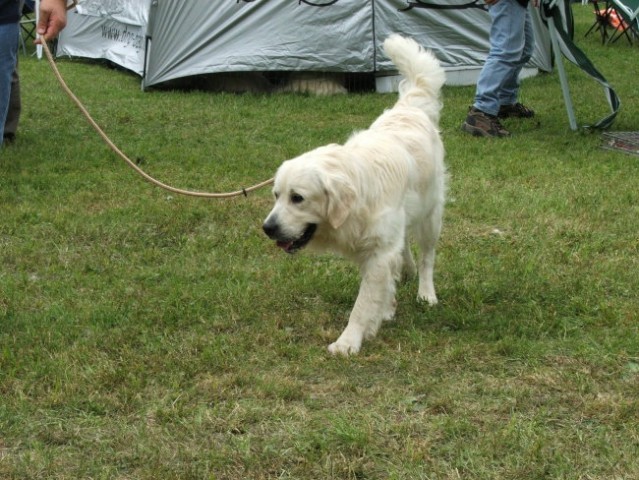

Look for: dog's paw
[328,340,361,356]
[417,293,438,306]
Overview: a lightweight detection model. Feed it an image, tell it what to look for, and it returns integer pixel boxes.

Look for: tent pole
[36,0,41,59]
[547,15,577,131]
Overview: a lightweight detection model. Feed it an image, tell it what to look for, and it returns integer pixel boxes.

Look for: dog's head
[262,147,356,253]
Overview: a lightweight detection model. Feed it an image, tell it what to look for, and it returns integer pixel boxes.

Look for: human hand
[35,0,68,43]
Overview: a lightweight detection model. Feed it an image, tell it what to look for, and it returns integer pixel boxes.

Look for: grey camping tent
[56,0,552,90]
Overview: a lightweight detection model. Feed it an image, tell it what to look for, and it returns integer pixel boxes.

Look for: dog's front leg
[328,253,398,356]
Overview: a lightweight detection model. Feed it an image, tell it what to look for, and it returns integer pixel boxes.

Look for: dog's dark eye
[291,193,304,204]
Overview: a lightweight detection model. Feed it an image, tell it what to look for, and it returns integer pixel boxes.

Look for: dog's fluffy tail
[383,34,446,124]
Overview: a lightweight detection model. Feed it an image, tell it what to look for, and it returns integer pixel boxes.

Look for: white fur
[263,35,447,355]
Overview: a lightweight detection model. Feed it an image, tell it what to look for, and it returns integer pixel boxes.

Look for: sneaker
[461,107,510,138]
[498,102,535,119]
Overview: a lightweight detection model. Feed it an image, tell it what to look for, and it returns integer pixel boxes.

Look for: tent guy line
[41,40,275,200]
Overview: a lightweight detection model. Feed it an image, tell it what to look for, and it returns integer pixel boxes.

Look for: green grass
[2,6,639,479]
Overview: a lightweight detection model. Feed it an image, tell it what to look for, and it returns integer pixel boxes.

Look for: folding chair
[607,0,639,44]
[584,0,614,43]
[19,0,37,55]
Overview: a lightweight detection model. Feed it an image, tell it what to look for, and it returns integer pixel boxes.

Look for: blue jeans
[474,0,536,117]
[1,21,19,146]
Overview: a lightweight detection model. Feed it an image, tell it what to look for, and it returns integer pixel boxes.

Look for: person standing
[461,0,538,138]
[1,0,68,147]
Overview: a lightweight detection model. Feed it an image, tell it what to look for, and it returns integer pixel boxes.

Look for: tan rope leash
[41,41,274,199]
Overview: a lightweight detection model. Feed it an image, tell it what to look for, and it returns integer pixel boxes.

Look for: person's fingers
[36,10,67,42]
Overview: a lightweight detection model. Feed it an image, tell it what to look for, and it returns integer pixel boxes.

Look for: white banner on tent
[57,0,150,75]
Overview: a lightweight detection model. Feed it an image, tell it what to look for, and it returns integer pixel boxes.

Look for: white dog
[263,35,447,355]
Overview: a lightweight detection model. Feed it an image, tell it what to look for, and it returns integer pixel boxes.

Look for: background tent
[57,0,552,91]
[57,0,150,75]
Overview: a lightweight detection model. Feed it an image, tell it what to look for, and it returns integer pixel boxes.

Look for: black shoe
[3,133,16,145]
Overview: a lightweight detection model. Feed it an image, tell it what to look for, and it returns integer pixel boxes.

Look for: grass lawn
[1,6,638,479]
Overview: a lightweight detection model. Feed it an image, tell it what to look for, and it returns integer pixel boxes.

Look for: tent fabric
[144,1,375,84]
[141,0,552,89]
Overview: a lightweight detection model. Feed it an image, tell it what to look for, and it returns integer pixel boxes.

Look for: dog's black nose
[262,220,279,239]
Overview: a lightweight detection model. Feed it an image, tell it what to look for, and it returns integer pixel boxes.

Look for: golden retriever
[263,35,447,355]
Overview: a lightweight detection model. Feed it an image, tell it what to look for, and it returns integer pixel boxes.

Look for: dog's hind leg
[328,251,399,355]
[416,207,443,305]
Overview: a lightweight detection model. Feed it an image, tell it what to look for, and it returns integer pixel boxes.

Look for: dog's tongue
[276,240,293,252]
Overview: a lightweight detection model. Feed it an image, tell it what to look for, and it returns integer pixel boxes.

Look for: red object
[597,7,628,30]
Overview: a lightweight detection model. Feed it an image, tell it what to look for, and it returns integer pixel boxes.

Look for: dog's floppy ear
[323,171,356,229]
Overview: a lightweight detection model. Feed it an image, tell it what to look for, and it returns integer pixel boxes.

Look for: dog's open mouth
[276,224,317,254]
